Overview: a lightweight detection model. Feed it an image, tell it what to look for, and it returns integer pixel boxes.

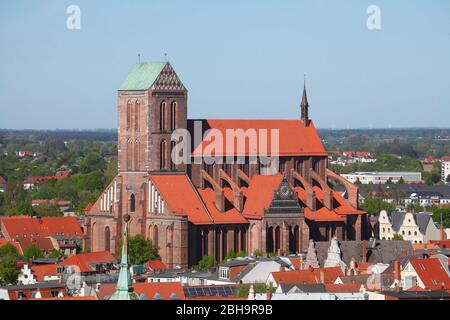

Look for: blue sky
[0,0,449,129]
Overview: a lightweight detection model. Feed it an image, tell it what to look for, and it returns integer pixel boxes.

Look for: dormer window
[219,267,230,280]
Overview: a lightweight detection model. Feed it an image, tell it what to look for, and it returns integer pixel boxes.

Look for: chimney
[279,265,284,272]
[394,260,401,291]
[266,289,272,300]
[440,225,446,241]
[361,240,367,263]
[319,270,325,284]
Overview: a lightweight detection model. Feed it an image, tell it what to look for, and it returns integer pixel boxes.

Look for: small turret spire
[110,214,138,300]
[301,78,310,126]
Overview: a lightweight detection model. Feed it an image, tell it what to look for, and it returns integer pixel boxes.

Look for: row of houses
[0,216,84,256]
[0,170,70,192]
[2,236,449,300]
[328,151,377,166]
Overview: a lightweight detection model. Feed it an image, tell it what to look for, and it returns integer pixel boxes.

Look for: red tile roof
[23,176,54,185]
[84,202,94,213]
[409,258,450,290]
[97,282,186,300]
[406,285,426,292]
[288,257,302,270]
[60,251,116,273]
[150,175,213,224]
[31,264,61,281]
[1,217,83,239]
[54,171,70,180]
[242,174,282,219]
[146,259,167,271]
[271,267,343,285]
[197,187,248,224]
[15,237,54,253]
[191,120,328,157]
[134,282,186,300]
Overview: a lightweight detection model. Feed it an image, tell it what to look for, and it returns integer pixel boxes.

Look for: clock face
[279,184,291,199]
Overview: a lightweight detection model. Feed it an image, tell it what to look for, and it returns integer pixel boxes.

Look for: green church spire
[110,214,138,300]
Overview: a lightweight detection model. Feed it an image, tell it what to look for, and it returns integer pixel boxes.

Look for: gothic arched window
[104,227,110,252]
[134,100,140,131]
[160,101,167,131]
[170,141,176,170]
[126,101,132,129]
[130,194,136,212]
[171,101,177,130]
[134,142,140,170]
[160,140,167,170]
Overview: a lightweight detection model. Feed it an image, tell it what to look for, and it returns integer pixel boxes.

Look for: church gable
[151,63,186,91]
[265,179,303,216]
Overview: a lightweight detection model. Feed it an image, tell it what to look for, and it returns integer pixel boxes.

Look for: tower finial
[138,53,141,64]
[301,76,310,126]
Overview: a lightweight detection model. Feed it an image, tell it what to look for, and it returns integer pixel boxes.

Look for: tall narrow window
[160,101,167,131]
[126,101,132,129]
[130,194,136,212]
[126,140,132,171]
[160,140,167,170]
[171,101,177,130]
[170,141,176,170]
[104,227,110,252]
[134,142,140,170]
[134,101,140,131]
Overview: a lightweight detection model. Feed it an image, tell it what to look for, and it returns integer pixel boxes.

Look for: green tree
[48,249,66,259]
[253,249,263,257]
[0,255,20,285]
[23,244,44,260]
[392,234,404,241]
[79,152,107,174]
[360,197,395,216]
[3,201,34,216]
[235,283,275,298]
[119,235,159,265]
[3,180,28,209]
[0,243,20,258]
[397,177,405,184]
[195,255,216,271]
[33,203,62,217]
[224,250,237,262]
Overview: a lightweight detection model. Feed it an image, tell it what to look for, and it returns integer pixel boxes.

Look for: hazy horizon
[1,1,449,130]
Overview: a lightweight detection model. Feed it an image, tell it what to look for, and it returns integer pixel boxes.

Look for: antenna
[164,53,168,62]
[138,53,141,64]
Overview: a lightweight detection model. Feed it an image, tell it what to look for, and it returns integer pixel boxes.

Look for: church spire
[301,80,310,126]
[110,214,138,300]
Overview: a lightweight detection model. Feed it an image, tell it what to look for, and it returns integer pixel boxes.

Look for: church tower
[117,61,188,173]
[300,82,310,127]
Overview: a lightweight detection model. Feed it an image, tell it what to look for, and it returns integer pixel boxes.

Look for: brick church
[84,61,369,268]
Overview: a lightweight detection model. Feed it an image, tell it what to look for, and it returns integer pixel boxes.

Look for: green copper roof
[110,218,138,300]
[119,62,167,91]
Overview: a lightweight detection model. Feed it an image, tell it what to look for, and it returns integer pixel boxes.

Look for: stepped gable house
[84,62,369,268]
